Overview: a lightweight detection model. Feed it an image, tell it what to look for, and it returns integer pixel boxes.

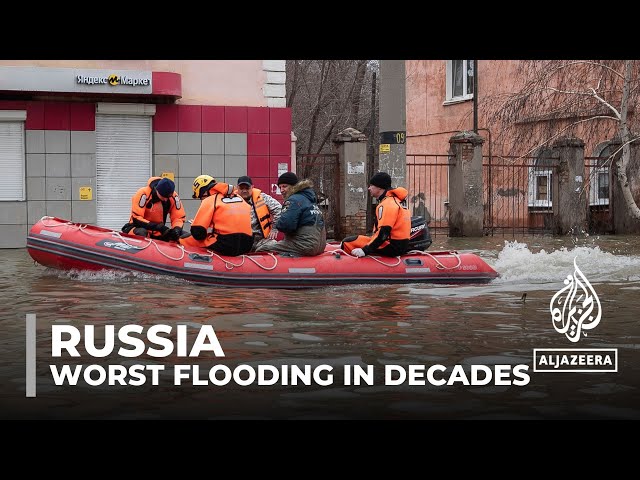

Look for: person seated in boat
[341,172,410,258]
[179,175,253,256]
[255,172,327,257]
[234,175,282,252]
[121,177,186,242]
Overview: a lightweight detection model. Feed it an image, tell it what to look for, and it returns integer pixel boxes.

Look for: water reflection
[1,233,640,419]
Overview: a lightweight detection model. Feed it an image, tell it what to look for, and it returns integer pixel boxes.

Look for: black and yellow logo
[108,74,120,86]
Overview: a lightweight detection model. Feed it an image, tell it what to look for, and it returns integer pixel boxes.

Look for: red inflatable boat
[26,217,499,288]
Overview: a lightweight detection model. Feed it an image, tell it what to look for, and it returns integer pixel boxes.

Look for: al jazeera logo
[533,258,618,373]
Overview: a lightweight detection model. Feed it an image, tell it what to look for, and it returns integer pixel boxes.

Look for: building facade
[0,60,292,248]
[404,60,640,235]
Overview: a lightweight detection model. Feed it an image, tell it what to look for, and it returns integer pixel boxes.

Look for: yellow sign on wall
[79,186,92,200]
[161,172,175,181]
[379,144,391,153]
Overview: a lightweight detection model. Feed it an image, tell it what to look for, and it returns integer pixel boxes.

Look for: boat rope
[40,216,74,227]
[41,216,188,260]
[36,217,461,271]
[406,250,462,270]
[242,253,279,270]
[200,251,279,270]
[368,256,402,267]
[324,247,402,267]
[38,217,282,270]
[149,240,186,261]
[324,246,462,269]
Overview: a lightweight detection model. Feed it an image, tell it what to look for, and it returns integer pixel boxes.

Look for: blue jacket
[276,179,325,233]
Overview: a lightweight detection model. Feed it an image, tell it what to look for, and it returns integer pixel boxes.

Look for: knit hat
[369,172,391,189]
[277,171,298,186]
[156,178,175,197]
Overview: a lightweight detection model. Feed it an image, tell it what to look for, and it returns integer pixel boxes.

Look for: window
[445,60,474,103]
[0,111,26,201]
[528,149,554,208]
[590,143,611,206]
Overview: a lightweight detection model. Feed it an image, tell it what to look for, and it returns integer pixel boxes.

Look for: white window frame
[0,110,27,202]
[444,60,474,104]
[528,168,553,208]
[590,143,611,206]
[589,170,609,206]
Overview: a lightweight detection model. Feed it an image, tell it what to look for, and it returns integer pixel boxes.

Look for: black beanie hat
[277,171,298,186]
[156,178,175,197]
[369,172,392,190]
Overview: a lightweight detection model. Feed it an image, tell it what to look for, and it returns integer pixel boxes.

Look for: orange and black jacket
[363,187,411,256]
[189,183,253,254]
[129,177,186,236]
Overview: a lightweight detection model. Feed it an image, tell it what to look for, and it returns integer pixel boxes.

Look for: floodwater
[1,233,640,420]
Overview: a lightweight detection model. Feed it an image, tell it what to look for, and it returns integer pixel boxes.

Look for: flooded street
[2,233,640,420]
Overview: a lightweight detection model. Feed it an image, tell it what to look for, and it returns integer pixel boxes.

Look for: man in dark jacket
[255,172,327,256]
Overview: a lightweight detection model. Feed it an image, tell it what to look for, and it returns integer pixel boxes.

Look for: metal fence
[406,154,613,237]
[406,155,451,237]
[297,152,613,239]
[584,156,614,234]
[483,155,557,236]
[296,153,341,238]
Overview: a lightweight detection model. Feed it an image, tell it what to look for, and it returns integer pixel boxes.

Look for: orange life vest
[369,187,410,246]
[128,177,185,236]
[184,183,253,249]
[250,188,273,238]
[341,188,410,256]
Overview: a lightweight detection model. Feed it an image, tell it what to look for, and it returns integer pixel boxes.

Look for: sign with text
[79,187,92,200]
[380,131,406,144]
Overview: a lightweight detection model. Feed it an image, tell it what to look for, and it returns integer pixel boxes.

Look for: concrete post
[379,60,406,188]
[448,131,484,237]
[610,137,640,234]
[332,128,368,236]
[551,137,587,235]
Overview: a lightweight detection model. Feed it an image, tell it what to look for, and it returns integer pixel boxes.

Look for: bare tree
[286,60,379,155]
[481,60,640,220]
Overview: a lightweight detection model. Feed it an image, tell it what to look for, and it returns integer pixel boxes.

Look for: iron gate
[296,153,341,239]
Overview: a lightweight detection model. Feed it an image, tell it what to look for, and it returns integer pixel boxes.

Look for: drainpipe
[473,60,478,133]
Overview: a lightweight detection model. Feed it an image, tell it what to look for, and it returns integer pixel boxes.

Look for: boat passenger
[179,175,253,256]
[255,172,327,257]
[121,177,186,242]
[341,172,410,257]
[235,175,282,252]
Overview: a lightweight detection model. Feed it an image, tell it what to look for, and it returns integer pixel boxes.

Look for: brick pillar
[551,137,587,235]
[448,131,484,236]
[332,128,368,237]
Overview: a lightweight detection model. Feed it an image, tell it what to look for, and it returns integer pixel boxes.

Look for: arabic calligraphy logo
[550,257,601,343]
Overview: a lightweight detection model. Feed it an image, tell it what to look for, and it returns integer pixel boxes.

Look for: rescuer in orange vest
[341,172,410,257]
[179,175,253,256]
[121,177,186,242]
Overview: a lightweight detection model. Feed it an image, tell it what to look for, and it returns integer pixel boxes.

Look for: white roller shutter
[0,121,25,201]
[96,114,151,230]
